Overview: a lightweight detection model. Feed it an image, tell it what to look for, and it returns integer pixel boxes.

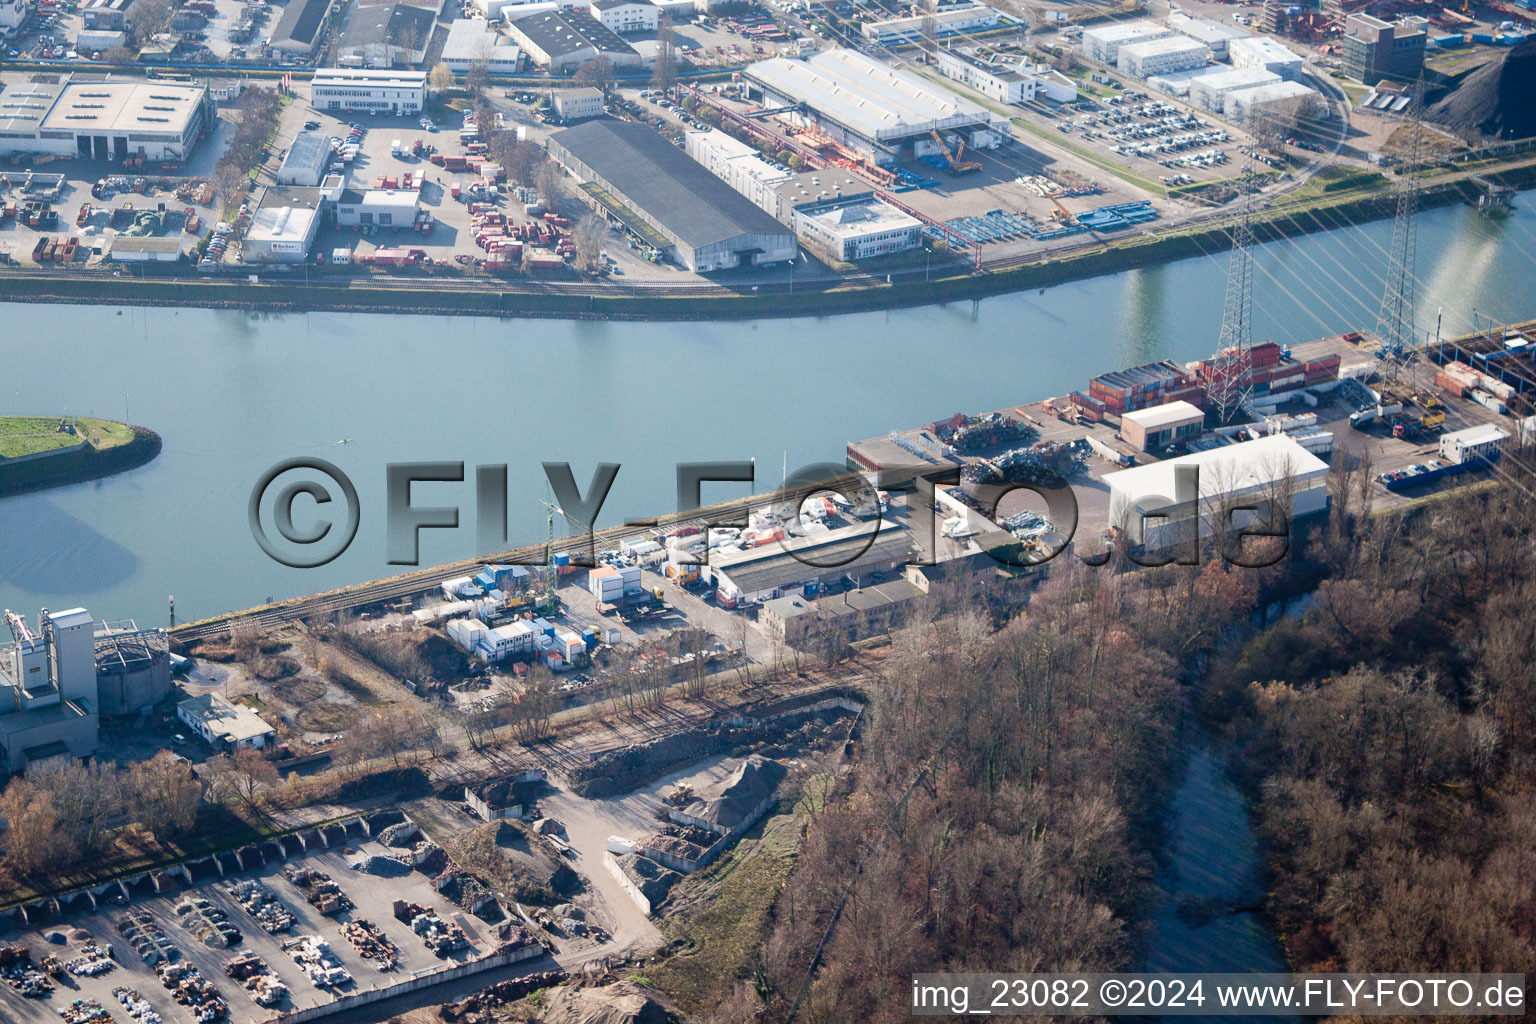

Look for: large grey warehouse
[548,118,796,273]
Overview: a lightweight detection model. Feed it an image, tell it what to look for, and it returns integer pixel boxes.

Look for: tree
[429,62,456,93]
[651,17,679,96]
[129,0,173,46]
[207,748,280,812]
[0,776,68,877]
[127,753,203,840]
[101,44,137,64]
[535,160,564,210]
[573,56,615,95]
[466,60,491,102]
[572,214,607,274]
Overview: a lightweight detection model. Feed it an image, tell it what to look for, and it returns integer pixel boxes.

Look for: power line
[1209,163,1260,424]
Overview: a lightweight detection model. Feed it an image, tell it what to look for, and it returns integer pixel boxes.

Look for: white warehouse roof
[1105,434,1328,510]
[1120,36,1210,59]
[1442,423,1509,446]
[1082,19,1169,43]
[1192,66,1282,94]
[1229,35,1303,64]
[1167,12,1249,45]
[743,49,989,143]
[1123,400,1204,430]
[1226,80,1316,107]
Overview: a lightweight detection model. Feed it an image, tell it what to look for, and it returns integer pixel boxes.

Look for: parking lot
[0,836,525,1024]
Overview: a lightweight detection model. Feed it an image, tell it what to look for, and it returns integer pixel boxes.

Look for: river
[2,192,1534,625]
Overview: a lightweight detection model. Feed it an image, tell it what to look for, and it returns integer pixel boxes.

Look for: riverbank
[0,421,161,497]
[3,163,1530,323]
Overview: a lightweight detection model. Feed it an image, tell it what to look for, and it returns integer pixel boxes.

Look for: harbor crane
[4,610,36,646]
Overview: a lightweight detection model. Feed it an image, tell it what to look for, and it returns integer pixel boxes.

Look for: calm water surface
[2,194,1534,624]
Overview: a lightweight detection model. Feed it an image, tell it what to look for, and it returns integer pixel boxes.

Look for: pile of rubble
[351,853,411,877]
[155,961,228,1023]
[282,866,353,916]
[113,985,165,1024]
[282,935,353,989]
[340,919,400,970]
[225,880,296,934]
[117,910,180,966]
[176,897,241,948]
[224,952,288,1008]
[434,870,503,921]
[393,900,469,958]
[376,821,422,847]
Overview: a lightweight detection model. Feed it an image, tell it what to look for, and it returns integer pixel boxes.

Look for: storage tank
[93,622,173,716]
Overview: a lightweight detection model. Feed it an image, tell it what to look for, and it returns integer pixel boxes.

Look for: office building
[1342,13,1427,85]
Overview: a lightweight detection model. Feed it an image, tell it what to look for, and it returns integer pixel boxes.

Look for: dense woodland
[1209,456,1536,979]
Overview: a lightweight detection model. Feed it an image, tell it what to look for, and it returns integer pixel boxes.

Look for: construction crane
[4,610,37,646]
[536,499,562,616]
[1049,196,1075,223]
[928,129,980,175]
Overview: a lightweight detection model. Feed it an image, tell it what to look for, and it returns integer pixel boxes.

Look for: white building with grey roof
[506,8,641,69]
[742,49,999,162]
[0,77,207,162]
[442,17,523,71]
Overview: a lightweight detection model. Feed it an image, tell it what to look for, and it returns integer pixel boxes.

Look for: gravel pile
[352,854,411,877]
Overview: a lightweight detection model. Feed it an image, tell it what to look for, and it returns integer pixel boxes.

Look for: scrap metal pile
[175,898,241,948]
[153,962,227,1023]
[393,900,469,958]
[340,920,400,971]
[224,880,296,934]
[961,440,1089,485]
[224,953,287,1008]
[282,866,353,916]
[931,412,1038,454]
[0,944,53,997]
[57,996,114,1024]
[117,911,179,966]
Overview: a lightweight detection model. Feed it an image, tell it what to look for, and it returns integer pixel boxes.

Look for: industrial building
[336,1,437,67]
[860,2,998,45]
[742,49,999,163]
[684,128,789,215]
[550,86,605,121]
[310,68,427,114]
[760,578,922,643]
[1223,80,1318,126]
[1081,19,1173,64]
[1342,13,1427,85]
[177,692,276,751]
[441,17,523,72]
[1440,423,1508,464]
[93,619,173,717]
[1228,35,1305,81]
[278,130,332,186]
[109,236,186,261]
[1118,36,1211,79]
[549,118,795,272]
[705,520,916,606]
[774,171,922,262]
[1120,400,1206,453]
[1189,66,1282,112]
[589,0,656,34]
[1,608,99,776]
[245,184,332,262]
[335,186,419,227]
[506,8,641,70]
[1166,11,1249,60]
[0,78,207,162]
[935,49,1041,104]
[1105,434,1329,549]
[269,0,337,57]
[1,0,31,36]
[80,0,131,31]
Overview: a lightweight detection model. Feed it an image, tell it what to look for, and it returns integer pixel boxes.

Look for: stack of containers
[556,629,584,663]
[447,618,488,653]
[619,565,643,596]
[590,567,623,604]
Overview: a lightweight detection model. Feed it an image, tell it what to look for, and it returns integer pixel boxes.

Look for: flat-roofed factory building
[310,68,427,114]
[506,8,641,70]
[742,48,1000,162]
[774,170,922,262]
[704,520,917,606]
[549,118,795,272]
[0,77,207,162]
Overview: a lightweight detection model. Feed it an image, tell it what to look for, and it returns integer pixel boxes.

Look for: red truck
[365,247,429,267]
